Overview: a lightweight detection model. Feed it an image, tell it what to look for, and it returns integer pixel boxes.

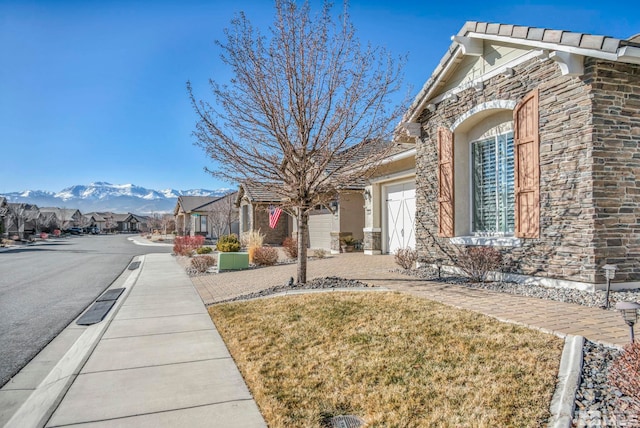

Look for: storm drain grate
[96,288,125,302]
[128,261,141,270]
[76,300,117,325]
[328,415,364,428]
[77,287,126,325]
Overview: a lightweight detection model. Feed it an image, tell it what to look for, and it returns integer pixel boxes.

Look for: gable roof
[174,195,225,214]
[236,183,283,204]
[405,21,640,122]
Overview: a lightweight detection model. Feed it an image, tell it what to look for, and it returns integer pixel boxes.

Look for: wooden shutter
[438,127,454,237]
[514,89,540,238]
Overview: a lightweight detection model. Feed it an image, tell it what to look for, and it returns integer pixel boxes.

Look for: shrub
[216,234,240,252]
[196,246,213,254]
[609,341,640,415]
[190,255,216,273]
[282,237,298,259]
[253,246,279,266]
[241,229,265,249]
[314,248,327,259]
[242,230,265,263]
[455,246,502,283]
[173,235,206,256]
[395,247,418,270]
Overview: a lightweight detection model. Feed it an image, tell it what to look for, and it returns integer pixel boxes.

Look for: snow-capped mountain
[1,182,232,214]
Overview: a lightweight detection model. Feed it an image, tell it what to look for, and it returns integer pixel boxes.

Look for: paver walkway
[191,253,631,347]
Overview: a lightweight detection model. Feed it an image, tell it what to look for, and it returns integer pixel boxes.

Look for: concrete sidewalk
[4,253,266,428]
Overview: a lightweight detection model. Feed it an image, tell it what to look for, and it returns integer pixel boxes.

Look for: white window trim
[469,132,514,235]
[450,236,521,247]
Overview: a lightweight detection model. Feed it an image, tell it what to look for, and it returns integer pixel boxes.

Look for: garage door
[308,210,333,250]
[386,181,416,254]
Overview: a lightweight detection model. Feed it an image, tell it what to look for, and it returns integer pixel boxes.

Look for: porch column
[363,184,382,255]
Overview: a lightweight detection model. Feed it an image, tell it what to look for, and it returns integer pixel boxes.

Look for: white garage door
[386,181,416,254]
[308,210,333,250]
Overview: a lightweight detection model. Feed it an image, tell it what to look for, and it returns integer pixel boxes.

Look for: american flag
[269,206,283,229]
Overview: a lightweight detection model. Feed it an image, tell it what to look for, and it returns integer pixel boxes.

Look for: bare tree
[189,0,405,282]
[205,193,239,239]
[161,213,175,234]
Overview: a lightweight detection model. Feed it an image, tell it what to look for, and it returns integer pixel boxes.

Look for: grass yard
[209,292,563,427]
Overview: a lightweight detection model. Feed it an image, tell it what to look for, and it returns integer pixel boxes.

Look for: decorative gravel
[209,276,376,305]
[398,267,640,312]
[573,341,638,427]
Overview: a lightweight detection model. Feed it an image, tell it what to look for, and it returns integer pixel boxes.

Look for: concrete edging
[4,256,145,428]
[548,335,584,428]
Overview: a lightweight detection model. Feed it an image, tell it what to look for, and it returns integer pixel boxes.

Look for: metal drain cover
[328,415,364,428]
[128,261,141,270]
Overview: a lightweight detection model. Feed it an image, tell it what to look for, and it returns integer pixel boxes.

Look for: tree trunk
[296,208,309,284]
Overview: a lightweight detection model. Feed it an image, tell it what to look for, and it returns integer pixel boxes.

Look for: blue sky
[1,0,638,193]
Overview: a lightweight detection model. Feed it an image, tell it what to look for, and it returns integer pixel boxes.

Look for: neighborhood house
[394,21,640,290]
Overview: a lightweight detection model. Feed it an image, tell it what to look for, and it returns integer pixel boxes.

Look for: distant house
[83,212,107,231]
[111,213,144,233]
[5,203,41,239]
[0,197,8,237]
[39,207,83,230]
[395,21,640,289]
[174,194,239,239]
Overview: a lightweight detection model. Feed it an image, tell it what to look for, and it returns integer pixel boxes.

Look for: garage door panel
[386,181,416,254]
[308,212,332,250]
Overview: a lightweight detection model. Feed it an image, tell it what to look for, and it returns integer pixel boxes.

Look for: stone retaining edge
[548,335,584,428]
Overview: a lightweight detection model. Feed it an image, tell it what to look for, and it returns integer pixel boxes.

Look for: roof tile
[475,22,487,33]
[602,37,621,53]
[528,27,545,41]
[486,23,500,35]
[511,26,529,39]
[560,32,583,47]
[579,34,605,50]
[498,24,514,37]
[543,29,563,43]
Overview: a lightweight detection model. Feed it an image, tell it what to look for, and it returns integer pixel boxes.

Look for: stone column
[363,227,382,255]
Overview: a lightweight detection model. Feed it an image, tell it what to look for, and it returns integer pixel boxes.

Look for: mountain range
[0,182,231,214]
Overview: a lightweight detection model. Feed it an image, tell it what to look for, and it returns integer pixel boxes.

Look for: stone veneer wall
[254,206,289,245]
[590,60,640,282]
[414,55,640,285]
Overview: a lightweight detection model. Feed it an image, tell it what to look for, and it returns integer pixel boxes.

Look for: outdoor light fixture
[602,264,617,309]
[615,301,640,343]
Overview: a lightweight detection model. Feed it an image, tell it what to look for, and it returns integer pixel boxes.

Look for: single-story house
[236,184,292,245]
[174,194,239,239]
[112,213,143,233]
[396,21,640,290]
[39,207,83,230]
[5,203,41,239]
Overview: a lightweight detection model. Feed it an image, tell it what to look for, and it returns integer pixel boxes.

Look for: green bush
[197,246,213,254]
[216,234,240,253]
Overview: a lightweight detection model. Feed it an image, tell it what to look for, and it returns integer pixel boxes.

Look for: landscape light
[615,301,640,343]
[602,264,617,309]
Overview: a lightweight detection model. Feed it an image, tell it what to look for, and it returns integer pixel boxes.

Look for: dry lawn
[209,292,563,427]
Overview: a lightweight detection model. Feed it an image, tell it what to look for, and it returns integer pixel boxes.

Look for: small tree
[189,0,405,283]
[206,193,238,238]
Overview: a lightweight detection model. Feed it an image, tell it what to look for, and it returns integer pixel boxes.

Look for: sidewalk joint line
[45,399,257,427]
[101,328,213,340]
[79,357,231,375]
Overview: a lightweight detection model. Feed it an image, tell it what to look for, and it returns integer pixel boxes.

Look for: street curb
[548,335,584,428]
[4,256,145,428]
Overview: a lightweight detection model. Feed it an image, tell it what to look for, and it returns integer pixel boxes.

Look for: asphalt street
[0,234,172,387]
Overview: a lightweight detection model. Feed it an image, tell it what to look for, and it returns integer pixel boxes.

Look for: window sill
[449,236,521,247]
